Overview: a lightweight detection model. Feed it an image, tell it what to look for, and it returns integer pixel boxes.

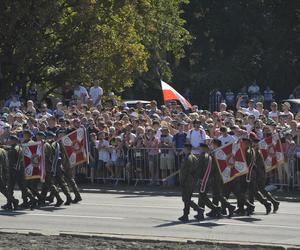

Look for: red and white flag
[161,80,192,110]
[214,140,248,183]
[22,141,46,182]
[61,127,89,167]
[258,133,284,172]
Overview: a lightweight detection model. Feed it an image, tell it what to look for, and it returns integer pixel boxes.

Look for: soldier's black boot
[228,205,236,218]
[72,194,82,204]
[273,201,280,213]
[194,207,205,221]
[206,206,221,218]
[29,198,38,210]
[19,201,30,209]
[179,206,189,222]
[178,214,189,222]
[264,201,272,215]
[1,202,12,210]
[55,197,64,207]
[64,194,72,206]
[12,199,19,210]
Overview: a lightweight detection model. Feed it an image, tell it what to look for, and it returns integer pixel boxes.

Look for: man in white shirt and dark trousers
[89,80,103,106]
[236,97,260,119]
[186,120,207,156]
[218,126,236,145]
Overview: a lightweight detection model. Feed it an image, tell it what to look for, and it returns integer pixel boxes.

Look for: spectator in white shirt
[74,84,89,103]
[236,97,260,119]
[268,102,279,122]
[218,126,236,145]
[281,102,294,119]
[186,120,207,155]
[89,80,103,105]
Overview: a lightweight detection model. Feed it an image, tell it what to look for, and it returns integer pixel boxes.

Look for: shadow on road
[0,210,26,217]
[190,222,223,228]
[36,206,66,212]
[233,217,262,223]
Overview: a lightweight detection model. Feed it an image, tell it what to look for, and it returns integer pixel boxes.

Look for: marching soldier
[247,133,279,214]
[209,139,236,217]
[37,131,64,207]
[47,130,73,206]
[0,147,8,200]
[178,143,204,222]
[242,136,271,215]
[197,143,222,218]
[3,135,37,210]
[57,129,82,204]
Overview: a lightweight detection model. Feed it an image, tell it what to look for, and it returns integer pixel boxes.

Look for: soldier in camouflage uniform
[178,143,204,222]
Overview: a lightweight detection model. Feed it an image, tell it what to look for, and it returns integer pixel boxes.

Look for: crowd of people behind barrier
[1,81,300,192]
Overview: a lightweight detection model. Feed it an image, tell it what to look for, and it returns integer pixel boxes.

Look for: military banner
[214,140,248,183]
[258,133,284,172]
[22,141,46,182]
[61,127,89,167]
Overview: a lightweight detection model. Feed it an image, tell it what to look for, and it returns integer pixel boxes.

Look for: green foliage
[0,0,191,99]
[175,0,300,107]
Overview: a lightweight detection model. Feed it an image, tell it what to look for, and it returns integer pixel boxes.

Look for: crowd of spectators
[1,81,300,189]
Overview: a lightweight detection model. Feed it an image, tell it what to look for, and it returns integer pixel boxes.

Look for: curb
[0,231,299,249]
[78,188,300,202]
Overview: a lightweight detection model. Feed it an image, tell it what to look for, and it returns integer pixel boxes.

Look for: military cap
[23,129,33,136]
[46,131,56,138]
[200,143,209,148]
[211,139,222,147]
[56,129,67,136]
[9,135,19,142]
[183,142,192,149]
[36,131,46,138]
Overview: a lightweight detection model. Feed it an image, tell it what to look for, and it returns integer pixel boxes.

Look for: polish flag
[161,80,192,110]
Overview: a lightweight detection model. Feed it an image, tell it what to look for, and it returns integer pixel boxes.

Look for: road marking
[214,221,300,230]
[0,212,124,220]
[80,202,300,215]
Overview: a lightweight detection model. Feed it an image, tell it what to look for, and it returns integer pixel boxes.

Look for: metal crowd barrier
[74,146,300,191]
[126,148,181,186]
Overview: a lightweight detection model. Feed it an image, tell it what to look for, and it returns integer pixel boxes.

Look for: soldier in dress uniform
[197,143,222,218]
[246,133,278,214]
[243,136,271,215]
[47,130,73,206]
[22,129,42,207]
[37,131,64,207]
[178,143,204,222]
[209,139,236,217]
[3,135,36,210]
[0,147,8,201]
[57,129,82,204]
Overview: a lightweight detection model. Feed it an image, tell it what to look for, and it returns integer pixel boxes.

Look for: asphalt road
[0,191,299,247]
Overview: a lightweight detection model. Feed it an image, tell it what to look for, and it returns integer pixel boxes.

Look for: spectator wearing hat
[25,100,36,117]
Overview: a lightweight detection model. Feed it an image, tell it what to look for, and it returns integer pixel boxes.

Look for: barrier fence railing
[75,147,300,190]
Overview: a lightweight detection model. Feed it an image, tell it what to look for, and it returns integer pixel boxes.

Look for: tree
[0,0,191,101]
